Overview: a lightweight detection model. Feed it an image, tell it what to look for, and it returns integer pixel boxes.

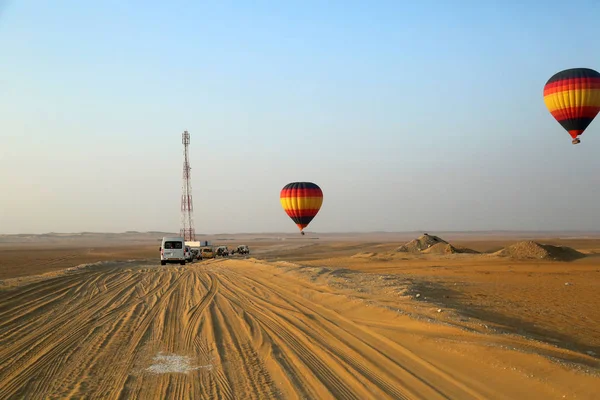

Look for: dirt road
[1,259,598,399]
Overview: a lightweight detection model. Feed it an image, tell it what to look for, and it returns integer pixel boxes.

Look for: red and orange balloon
[280,182,323,235]
[543,67,600,144]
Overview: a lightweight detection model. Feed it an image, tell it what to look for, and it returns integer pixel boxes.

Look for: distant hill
[396,234,478,254]
[0,231,177,245]
[492,241,585,261]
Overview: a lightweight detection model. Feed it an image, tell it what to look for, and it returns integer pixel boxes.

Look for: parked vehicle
[215,246,230,257]
[160,237,186,265]
[190,248,202,260]
[234,245,250,255]
[200,246,214,259]
[184,246,194,262]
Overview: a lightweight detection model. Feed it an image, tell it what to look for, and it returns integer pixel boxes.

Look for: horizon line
[3,229,600,236]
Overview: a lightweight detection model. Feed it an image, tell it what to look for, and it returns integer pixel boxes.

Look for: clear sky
[1,0,600,234]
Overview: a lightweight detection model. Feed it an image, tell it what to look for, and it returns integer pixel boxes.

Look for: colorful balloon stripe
[543,68,600,142]
[280,182,323,233]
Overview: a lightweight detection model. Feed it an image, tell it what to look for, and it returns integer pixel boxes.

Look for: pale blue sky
[1,1,600,234]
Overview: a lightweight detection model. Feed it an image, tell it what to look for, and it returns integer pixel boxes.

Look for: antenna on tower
[180,130,196,241]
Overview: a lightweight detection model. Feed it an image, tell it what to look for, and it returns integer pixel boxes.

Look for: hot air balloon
[280,182,323,235]
[543,68,600,144]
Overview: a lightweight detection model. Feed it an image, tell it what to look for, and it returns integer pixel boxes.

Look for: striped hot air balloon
[280,182,323,235]
[543,68,600,144]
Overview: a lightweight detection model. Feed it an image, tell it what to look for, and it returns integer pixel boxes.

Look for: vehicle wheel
[161,261,166,266]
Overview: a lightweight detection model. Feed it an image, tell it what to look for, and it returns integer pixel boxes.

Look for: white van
[160,237,186,265]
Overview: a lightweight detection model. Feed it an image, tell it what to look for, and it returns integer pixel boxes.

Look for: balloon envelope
[280,182,323,233]
[543,68,600,140]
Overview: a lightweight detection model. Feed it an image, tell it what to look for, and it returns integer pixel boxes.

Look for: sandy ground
[300,252,600,357]
[1,233,599,399]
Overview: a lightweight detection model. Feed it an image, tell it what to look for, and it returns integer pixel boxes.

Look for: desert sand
[1,232,599,399]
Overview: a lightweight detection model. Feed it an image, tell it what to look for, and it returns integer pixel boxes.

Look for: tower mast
[180,130,196,241]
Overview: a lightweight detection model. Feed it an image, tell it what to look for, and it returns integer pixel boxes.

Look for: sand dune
[1,256,599,399]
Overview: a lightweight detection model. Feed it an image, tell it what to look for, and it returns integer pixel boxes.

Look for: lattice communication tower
[180,130,196,241]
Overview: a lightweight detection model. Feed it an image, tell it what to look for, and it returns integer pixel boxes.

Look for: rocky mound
[396,234,448,253]
[493,241,585,261]
[396,234,478,254]
[421,242,457,255]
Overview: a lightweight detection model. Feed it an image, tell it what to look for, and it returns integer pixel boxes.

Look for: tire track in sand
[216,271,398,400]
[0,265,188,399]
[183,271,218,347]
[242,272,475,398]
[2,259,599,399]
